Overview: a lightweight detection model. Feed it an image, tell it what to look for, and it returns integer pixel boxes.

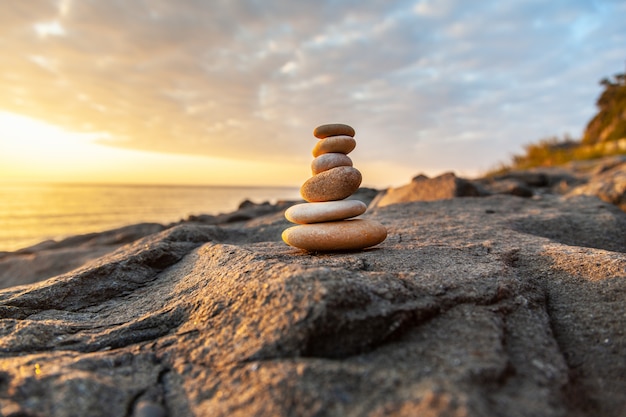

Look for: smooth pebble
[134,401,167,417]
[282,219,387,251]
[285,200,367,224]
[311,153,353,175]
[300,166,362,202]
[313,123,355,139]
[312,136,356,157]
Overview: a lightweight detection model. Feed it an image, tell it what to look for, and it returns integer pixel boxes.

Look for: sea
[0,183,301,252]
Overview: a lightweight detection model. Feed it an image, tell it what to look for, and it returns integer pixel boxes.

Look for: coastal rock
[1,194,625,416]
[311,153,353,175]
[0,194,625,416]
[285,200,367,224]
[567,159,626,210]
[490,170,550,187]
[312,135,357,157]
[479,178,535,197]
[187,199,298,224]
[282,219,387,251]
[300,166,362,202]
[369,172,481,208]
[349,187,381,206]
[313,123,355,139]
[0,201,304,291]
[484,167,589,195]
[0,223,166,290]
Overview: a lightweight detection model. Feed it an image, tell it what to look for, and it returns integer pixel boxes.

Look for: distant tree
[582,71,626,145]
[488,66,626,176]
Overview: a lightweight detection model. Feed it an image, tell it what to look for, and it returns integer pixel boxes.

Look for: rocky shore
[0,156,625,417]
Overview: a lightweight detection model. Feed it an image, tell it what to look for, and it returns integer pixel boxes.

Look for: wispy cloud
[1,0,625,177]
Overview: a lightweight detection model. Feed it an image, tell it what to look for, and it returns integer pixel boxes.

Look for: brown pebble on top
[313,123,355,139]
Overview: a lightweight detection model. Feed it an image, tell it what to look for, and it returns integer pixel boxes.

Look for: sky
[0,0,625,188]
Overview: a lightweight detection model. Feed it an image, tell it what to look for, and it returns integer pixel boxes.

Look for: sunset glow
[0,111,310,186]
[1,1,624,186]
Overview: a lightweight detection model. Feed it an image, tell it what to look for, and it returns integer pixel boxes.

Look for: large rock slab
[370,172,481,208]
[1,194,625,417]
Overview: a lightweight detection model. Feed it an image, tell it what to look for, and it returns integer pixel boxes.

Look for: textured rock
[0,201,301,290]
[300,166,362,202]
[0,223,166,290]
[311,153,353,175]
[282,219,387,251]
[313,123,355,139]
[479,178,535,197]
[490,170,550,187]
[567,159,626,210]
[312,136,357,157]
[285,200,367,224]
[370,172,481,208]
[1,191,626,416]
[478,156,626,200]
[187,199,298,224]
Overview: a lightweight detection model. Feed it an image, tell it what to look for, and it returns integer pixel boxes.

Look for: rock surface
[1,189,625,416]
[567,157,626,210]
[370,172,481,208]
[369,156,626,210]
[0,201,300,292]
[0,223,166,290]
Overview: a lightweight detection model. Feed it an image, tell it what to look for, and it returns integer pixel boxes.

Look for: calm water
[0,183,300,252]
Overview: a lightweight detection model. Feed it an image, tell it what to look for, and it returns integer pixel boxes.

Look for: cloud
[1,0,625,178]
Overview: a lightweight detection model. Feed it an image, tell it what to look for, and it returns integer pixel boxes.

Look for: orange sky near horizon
[0,111,417,188]
[0,111,316,187]
[0,111,414,188]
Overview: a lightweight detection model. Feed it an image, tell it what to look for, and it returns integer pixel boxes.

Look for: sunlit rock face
[1,191,625,417]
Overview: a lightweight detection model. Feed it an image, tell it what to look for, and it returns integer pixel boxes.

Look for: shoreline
[0,183,303,253]
[1,154,625,288]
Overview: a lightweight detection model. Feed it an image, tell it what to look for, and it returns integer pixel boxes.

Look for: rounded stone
[314,123,355,139]
[300,166,362,202]
[285,200,367,224]
[282,219,387,251]
[134,401,167,417]
[311,153,353,175]
[312,136,356,157]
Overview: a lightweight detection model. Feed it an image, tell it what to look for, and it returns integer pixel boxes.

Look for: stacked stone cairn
[282,123,387,251]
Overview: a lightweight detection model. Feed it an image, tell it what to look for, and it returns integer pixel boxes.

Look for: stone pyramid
[282,123,387,251]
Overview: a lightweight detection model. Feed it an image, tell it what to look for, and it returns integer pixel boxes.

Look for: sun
[0,111,105,154]
[0,111,112,182]
[0,111,305,186]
